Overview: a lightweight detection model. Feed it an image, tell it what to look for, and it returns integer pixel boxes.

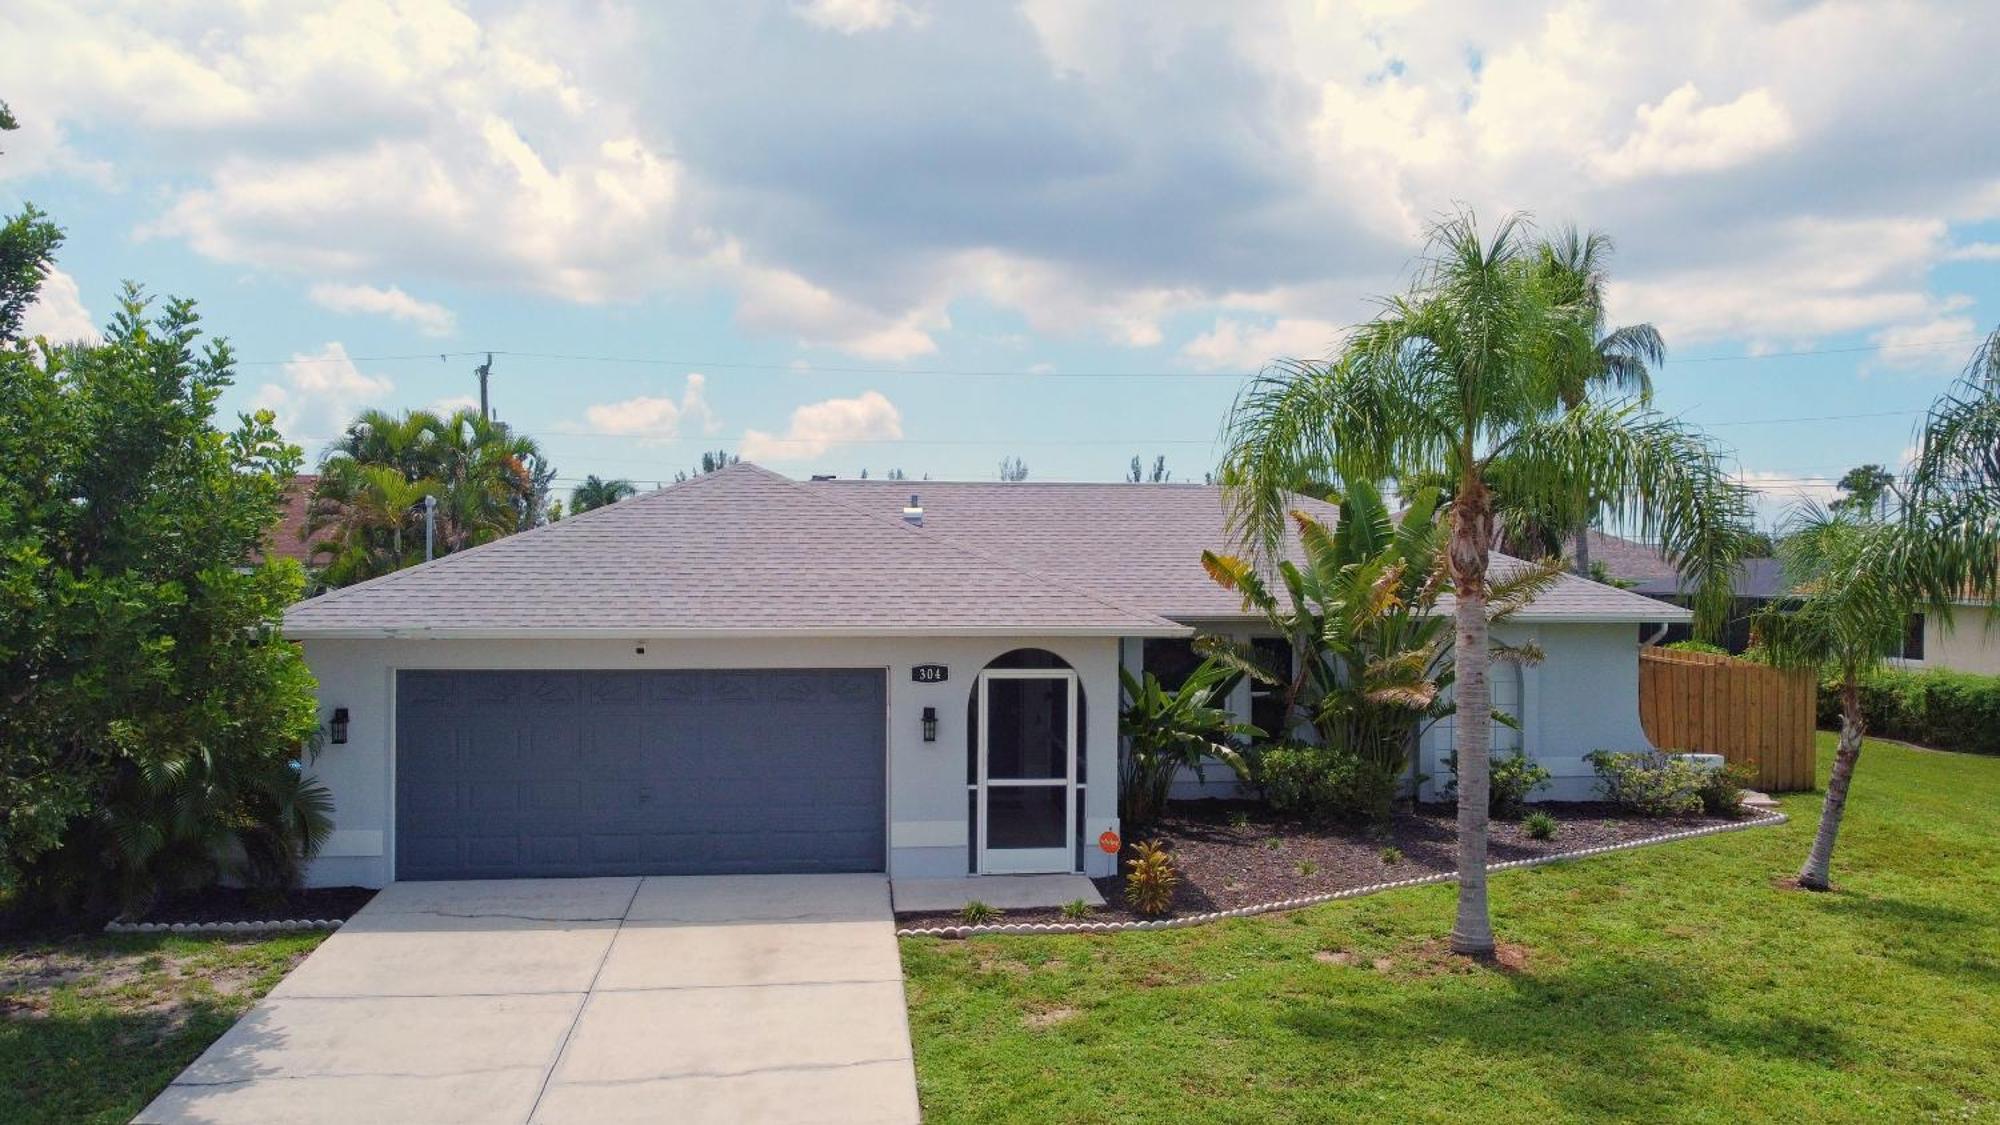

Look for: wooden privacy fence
[1638,647,1818,791]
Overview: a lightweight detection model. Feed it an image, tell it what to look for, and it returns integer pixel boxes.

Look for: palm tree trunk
[1798,675,1864,890]
[1572,522,1591,578]
[1448,479,1496,955]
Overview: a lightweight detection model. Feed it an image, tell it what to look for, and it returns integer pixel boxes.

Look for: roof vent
[902,493,923,527]
[810,473,837,481]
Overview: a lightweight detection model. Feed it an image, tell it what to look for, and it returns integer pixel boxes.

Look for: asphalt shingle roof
[815,480,1689,624]
[283,464,1186,638]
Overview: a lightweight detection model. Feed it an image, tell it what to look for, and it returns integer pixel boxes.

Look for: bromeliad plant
[1117,660,1261,825]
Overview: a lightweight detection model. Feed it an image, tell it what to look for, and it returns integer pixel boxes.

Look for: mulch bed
[895,799,1750,929]
[125,886,378,926]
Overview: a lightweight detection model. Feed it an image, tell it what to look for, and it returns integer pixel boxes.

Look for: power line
[232,334,1985,377]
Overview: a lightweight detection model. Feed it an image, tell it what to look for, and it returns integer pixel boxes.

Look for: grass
[902,735,2000,1123]
[0,928,325,1124]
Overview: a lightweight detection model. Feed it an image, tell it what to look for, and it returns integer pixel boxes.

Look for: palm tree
[1117,661,1261,826]
[1534,227,1666,576]
[570,475,636,514]
[306,407,552,585]
[1761,326,2000,890]
[1220,211,1748,955]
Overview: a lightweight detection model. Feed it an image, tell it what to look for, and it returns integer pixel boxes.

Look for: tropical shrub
[1059,898,1094,920]
[1,283,327,915]
[1586,750,1706,817]
[1117,660,1259,825]
[1523,811,1558,839]
[1123,841,1178,916]
[1816,666,2000,756]
[1258,743,1401,825]
[1665,639,1729,656]
[1698,761,1757,817]
[959,900,1000,925]
[1443,749,1552,818]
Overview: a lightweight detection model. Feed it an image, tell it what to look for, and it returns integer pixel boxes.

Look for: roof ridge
[757,464,1182,629]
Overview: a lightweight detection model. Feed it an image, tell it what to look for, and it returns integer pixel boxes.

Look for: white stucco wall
[1905,605,2000,675]
[1418,623,1654,802]
[297,633,1121,888]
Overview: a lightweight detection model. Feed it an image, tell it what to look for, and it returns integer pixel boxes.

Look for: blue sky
[5,0,1998,529]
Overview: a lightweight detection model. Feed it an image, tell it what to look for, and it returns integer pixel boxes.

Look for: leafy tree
[570,474,635,513]
[306,407,551,585]
[998,455,1029,482]
[1,103,63,343]
[1117,662,1259,825]
[674,449,739,482]
[1220,211,1748,955]
[1,284,326,913]
[1832,464,1896,519]
[886,468,907,481]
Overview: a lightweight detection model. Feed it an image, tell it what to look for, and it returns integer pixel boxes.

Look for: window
[1902,613,1925,661]
[1140,638,1205,691]
[1249,637,1293,741]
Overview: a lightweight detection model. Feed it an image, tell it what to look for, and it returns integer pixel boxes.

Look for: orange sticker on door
[1098,829,1121,854]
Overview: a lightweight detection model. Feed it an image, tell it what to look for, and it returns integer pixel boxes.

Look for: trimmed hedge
[1818,666,2000,756]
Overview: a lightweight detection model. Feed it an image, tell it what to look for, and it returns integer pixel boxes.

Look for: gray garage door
[394,669,886,880]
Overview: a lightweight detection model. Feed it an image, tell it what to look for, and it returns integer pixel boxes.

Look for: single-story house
[286,464,1687,888]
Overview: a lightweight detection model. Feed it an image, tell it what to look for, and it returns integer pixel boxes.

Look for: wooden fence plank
[1637,647,1817,792]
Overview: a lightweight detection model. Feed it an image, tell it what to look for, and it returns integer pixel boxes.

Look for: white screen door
[977,669,1077,874]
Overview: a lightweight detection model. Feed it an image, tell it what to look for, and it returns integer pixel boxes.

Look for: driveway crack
[525,877,643,1119]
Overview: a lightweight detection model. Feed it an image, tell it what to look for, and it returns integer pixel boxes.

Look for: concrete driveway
[137,874,920,1124]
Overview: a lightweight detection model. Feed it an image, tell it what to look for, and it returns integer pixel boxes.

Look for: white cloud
[1867,313,1982,373]
[1944,242,2000,262]
[1595,84,1794,179]
[308,282,457,336]
[18,268,99,343]
[250,342,395,446]
[429,394,481,416]
[579,374,719,443]
[1180,317,1344,372]
[794,0,924,34]
[741,390,903,462]
[1607,217,1952,345]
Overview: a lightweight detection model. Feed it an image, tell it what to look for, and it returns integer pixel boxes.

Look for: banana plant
[1117,660,1262,825]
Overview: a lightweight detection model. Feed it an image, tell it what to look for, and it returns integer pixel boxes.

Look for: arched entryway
[965,648,1087,874]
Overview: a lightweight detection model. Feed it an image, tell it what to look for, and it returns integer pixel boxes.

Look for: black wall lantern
[330,707,350,745]
[921,706,938,743]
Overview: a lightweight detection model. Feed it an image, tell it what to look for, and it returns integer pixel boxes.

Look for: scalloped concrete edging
[897,808,1789,939]
[103,917,345,936]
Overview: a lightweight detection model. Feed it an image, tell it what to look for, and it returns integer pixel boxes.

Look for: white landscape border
[896,807,1790,939]
[104,917,345,936]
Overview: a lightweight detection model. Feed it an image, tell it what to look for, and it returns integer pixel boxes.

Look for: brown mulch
[127,886,377,926]
[895,799,1749,929]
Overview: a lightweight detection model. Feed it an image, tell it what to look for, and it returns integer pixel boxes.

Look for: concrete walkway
[137,874,920,1124]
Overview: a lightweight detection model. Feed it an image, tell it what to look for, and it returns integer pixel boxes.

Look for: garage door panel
[395,669,885,880]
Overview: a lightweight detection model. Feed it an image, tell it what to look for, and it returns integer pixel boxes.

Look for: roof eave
[284,622,1193,641]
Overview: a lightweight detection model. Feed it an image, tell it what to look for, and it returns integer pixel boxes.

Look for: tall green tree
[2,285,326,912]
[1534,228,1667,576]
[1220,212,1748,955]
[306,406,552,585]
[571,474,635,513]
[1832,464,1896,519]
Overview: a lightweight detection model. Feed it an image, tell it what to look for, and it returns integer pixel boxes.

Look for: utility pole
[422,494,437,562]
[474,353,493,422]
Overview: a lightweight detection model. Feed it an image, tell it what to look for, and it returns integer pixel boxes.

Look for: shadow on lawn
[0,999,245,1124]
[1280,955,1855,1119]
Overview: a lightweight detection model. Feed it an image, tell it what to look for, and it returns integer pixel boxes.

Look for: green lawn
[0,929,325,1124]
[902,735,2000,1124]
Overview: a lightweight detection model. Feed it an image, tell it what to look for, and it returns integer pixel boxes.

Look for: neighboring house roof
[252,474,333,568]
[815,480,1688,625]
[283,464,1186,639]
[1587,530,1787,601]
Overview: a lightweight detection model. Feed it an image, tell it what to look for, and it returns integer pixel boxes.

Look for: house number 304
[911,664,949,683]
